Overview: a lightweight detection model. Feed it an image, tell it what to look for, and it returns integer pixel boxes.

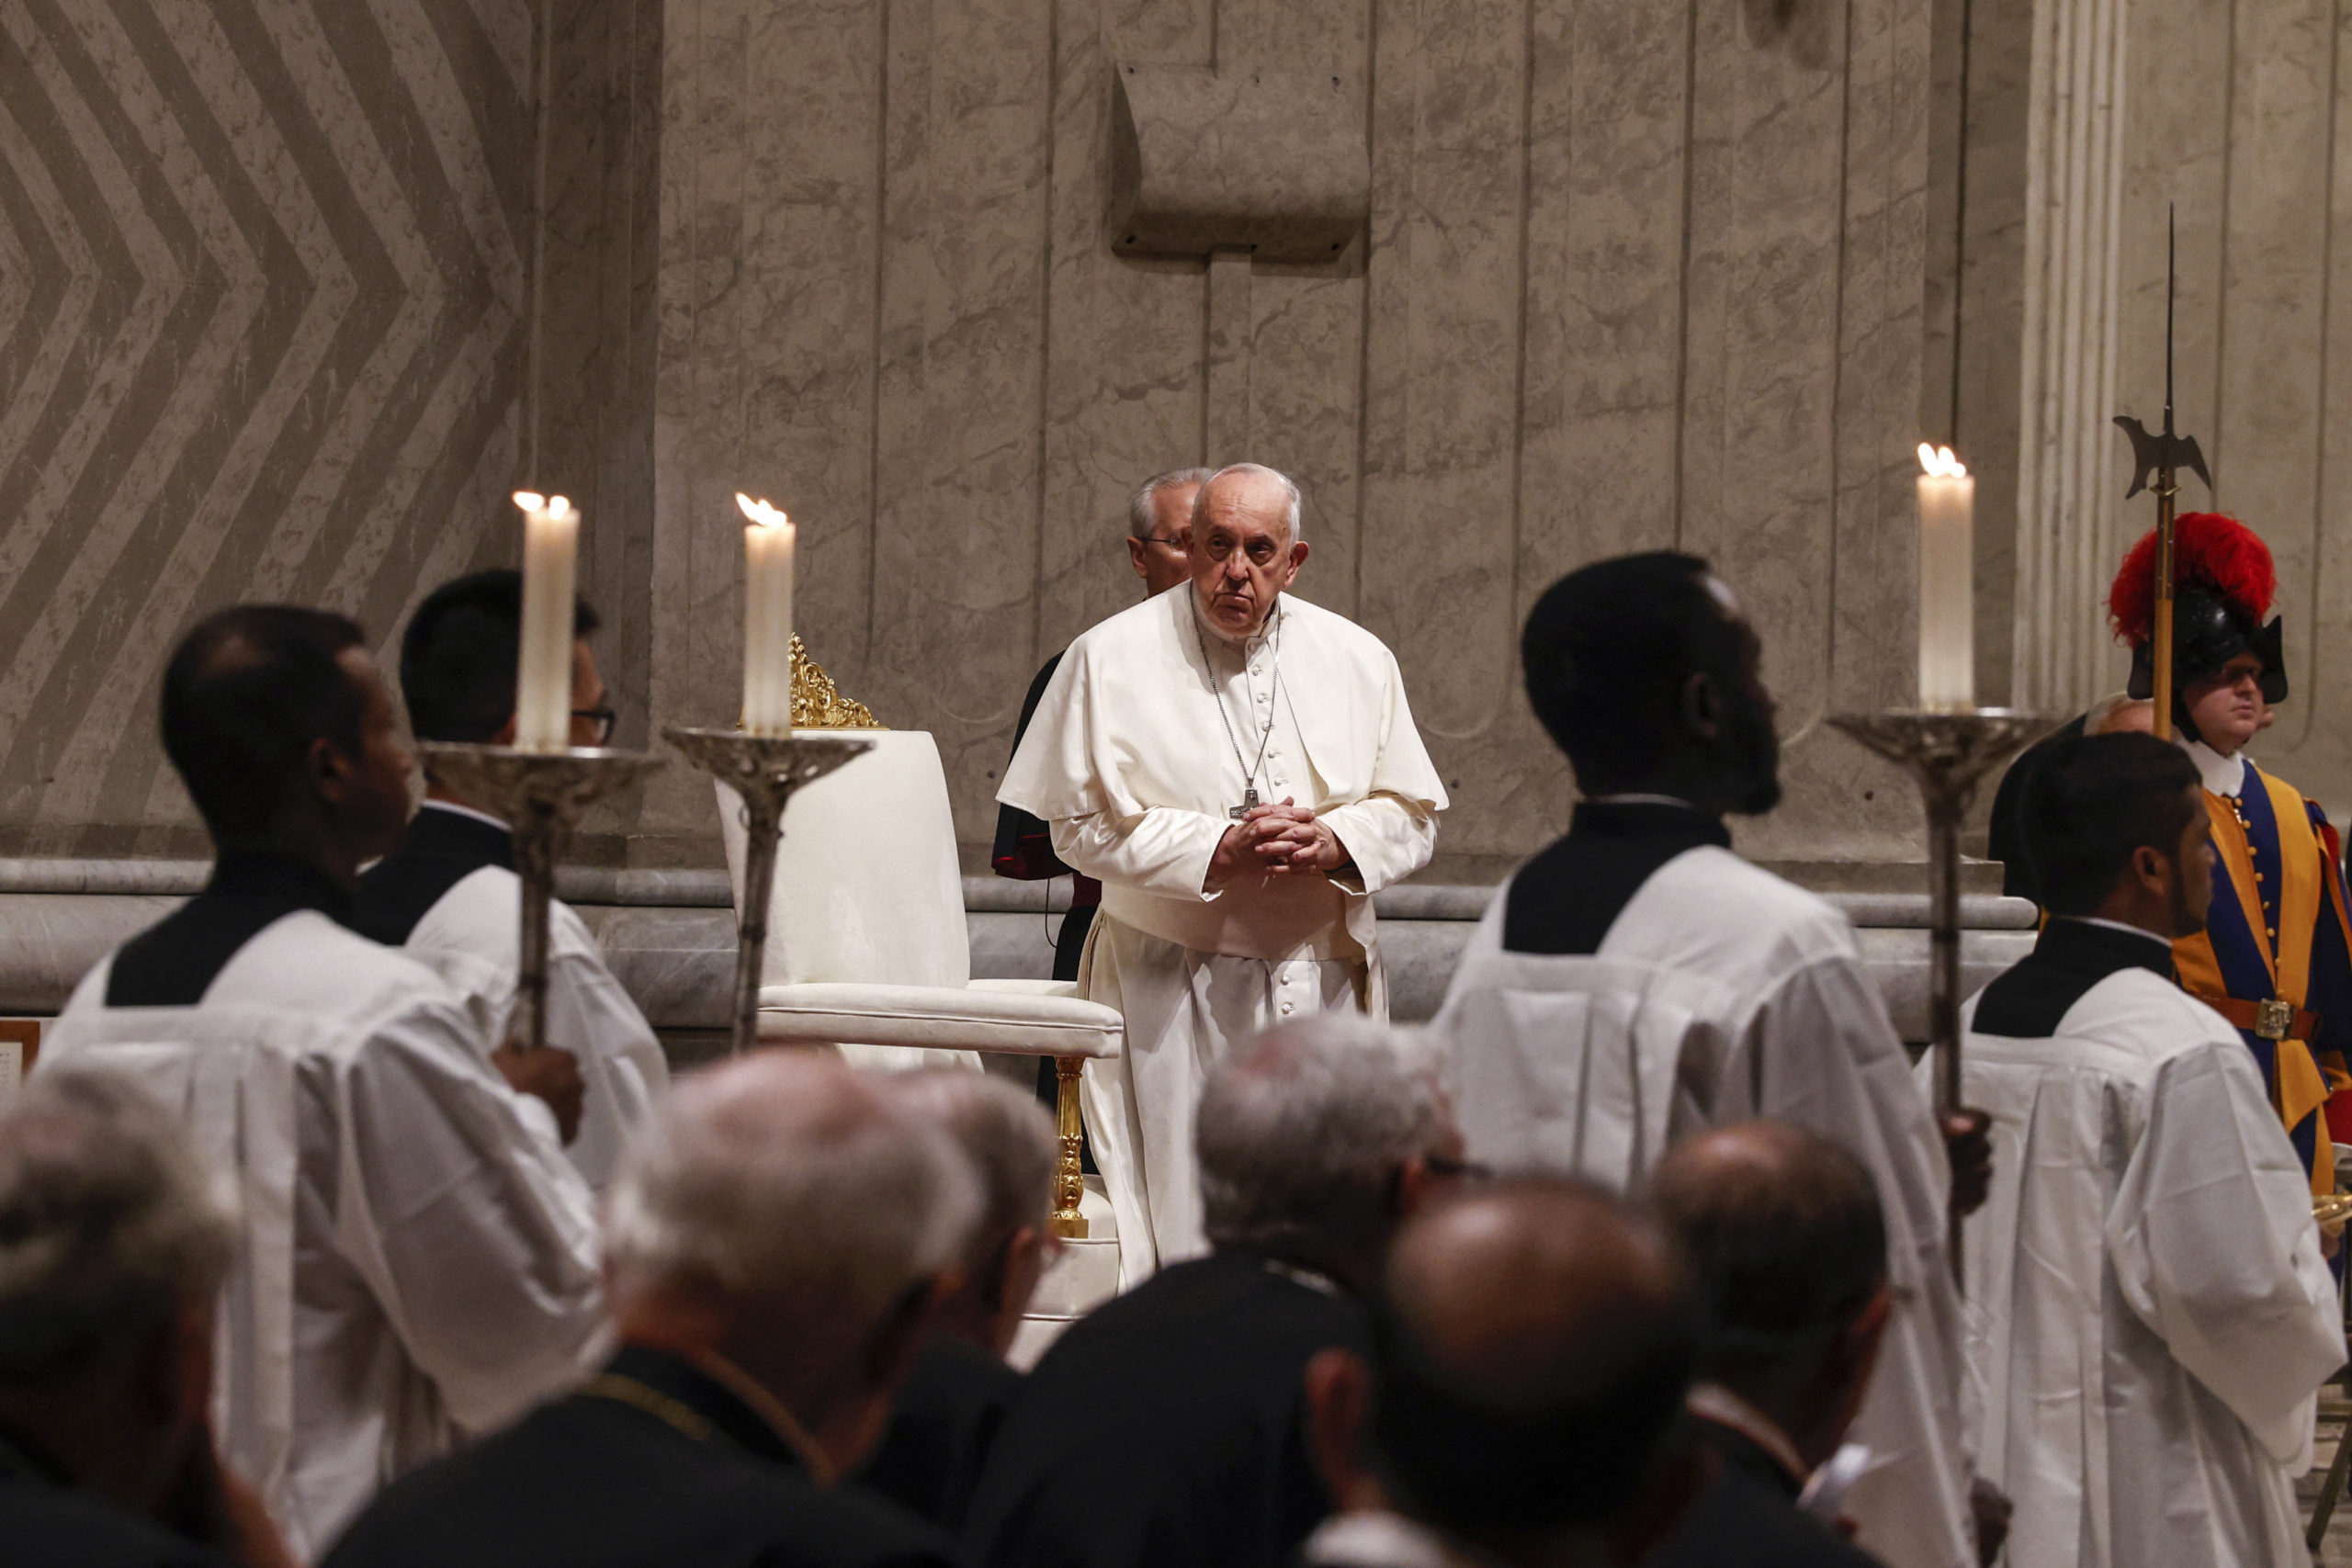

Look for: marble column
[2008,0,2130,716]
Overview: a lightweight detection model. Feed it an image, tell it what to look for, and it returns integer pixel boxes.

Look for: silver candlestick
[415,744,667,1055]
[664,728,875,1055]
[1827,708,2059,1280]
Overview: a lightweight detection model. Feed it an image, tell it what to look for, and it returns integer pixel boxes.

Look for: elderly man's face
[1127,481,1199,598]
[1187,474,1307,639]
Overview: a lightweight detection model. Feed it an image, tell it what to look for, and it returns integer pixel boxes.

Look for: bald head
[1649,1122,1885,1383]
[1367,1179,1699,1544]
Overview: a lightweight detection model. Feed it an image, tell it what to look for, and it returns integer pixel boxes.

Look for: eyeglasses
[573,706,618,745]
[1135,535,1185,552]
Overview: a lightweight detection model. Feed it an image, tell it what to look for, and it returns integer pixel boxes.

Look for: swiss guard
[2108,512,2352,1194]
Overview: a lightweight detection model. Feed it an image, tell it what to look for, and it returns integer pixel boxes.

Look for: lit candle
[738,493,796,734]
[1916,444,1974,713]
[514,491,579,751]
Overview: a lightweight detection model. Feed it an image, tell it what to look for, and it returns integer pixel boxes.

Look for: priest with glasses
[999,463,1446,1280]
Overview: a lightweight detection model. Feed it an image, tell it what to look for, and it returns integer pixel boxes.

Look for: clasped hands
[1208,797,1349,884]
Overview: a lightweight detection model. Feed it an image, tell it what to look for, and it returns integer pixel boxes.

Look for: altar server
[354,571,668,1190]
[1957,731,2342,1568]
[2105,513,2352,1191]
[999,463,1447,1277]
[40,606,605,1560]
[1434,553,1982,1568]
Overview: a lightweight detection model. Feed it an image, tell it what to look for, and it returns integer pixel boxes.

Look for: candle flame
[737,492,791,531]
[1917,443,1967,479]
[511,491,572,518]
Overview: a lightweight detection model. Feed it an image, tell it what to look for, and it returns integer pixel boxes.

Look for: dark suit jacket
[855,1337,1021,1534]
[962,1250,1365,1568]
[1651,1418,1885,1568]
[323,1346,964,1568]
[0,1429,229,1568]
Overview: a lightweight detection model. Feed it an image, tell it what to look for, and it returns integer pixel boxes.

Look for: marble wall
[0,0,550,858]
[5,0,1938,871]
[645,0,1935,871]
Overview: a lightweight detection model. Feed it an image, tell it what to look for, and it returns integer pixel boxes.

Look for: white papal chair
[713,727,1125,1359]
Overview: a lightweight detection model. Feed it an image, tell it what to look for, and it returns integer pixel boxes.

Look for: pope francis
[1000,464,1446,1280]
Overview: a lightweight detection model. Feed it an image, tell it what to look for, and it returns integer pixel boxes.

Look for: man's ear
[1303,1347,1378,1510]
[1288,539,1311,572]
[2129,841,2171,902]
[305,735,354,807]
[1681,671,1724,739]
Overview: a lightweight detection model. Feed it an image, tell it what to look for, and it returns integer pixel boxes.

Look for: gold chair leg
[1048,1055,1088,1240]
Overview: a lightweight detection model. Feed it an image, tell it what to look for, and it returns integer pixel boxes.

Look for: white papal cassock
[1436,820,1972,1568]
[999,588,1445,1280]
[1952,917,2343,1568]
[40,856,606,1561]
[354,800,670,1190]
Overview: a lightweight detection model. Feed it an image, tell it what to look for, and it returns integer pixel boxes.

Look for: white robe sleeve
[1737,953,1973,1568]
[1050,808,1229,898]
[332,1000,606,1438]
[2107,1040,2345,1462]
[546,903,670,1190]
[1321,792,1439,897]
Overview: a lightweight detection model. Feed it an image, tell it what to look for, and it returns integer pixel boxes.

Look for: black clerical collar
[350,803,515,946]
[106,852,354,1008]
[586,1345,809,1473]
[1971,916,2176,1040]
[1502,798,1732,956]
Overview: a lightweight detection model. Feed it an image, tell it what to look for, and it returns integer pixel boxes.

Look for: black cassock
[962,1251,1363,1568]
[322,1346,959,1568]
[855,1337,1021,1534]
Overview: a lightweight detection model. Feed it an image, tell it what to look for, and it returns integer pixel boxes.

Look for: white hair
[605,1055,983,1326]
[883,1070,1057,1260]
[1126,468,1217,540]
[0,1071,237,1382]
[1196,1014,1449,1264]
[1195,462,1306,542]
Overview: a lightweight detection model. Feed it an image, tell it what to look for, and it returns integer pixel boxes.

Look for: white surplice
[999,588,1446,1280]
[1434,849,1973,1568]
[1953,960,2343,1568]
[40,915,607,1560]
[401,861,668,1190]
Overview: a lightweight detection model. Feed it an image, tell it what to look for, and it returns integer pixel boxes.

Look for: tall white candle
[514,491,579,751]
[1916,444,1974,713]
[738,493,797,735]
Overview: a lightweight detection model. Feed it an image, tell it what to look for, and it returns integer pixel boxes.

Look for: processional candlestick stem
[664,726,874,1057]
[416,744,667,1055]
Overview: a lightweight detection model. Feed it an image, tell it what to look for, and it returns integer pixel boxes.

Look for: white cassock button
[1281,1002,1295,1015]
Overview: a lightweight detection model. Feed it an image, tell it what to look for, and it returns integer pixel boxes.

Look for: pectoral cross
[1228,787,1260,820]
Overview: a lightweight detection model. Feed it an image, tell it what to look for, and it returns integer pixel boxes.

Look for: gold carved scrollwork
[790,636,884,729]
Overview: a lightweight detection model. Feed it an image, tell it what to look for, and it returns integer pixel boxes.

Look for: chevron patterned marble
[0,0,540,858]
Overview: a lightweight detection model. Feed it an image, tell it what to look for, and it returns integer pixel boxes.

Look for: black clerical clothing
[1651,1416,1884,1568]
[1501,799,1733,954]
[961,1249,1364,1568]
[0,1429,230,1568]
[855,1337,1020,1534]
[322,1345,963,1568]
[991,654,1098,983]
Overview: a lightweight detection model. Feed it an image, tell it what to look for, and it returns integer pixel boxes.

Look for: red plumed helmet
[2107,512,2277,646]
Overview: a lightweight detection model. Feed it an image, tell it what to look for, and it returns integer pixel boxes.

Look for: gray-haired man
[0,1072,272,1568]
[964,1014,1471,1568]
[326,1052,982,1568]
[858,1071,1060,1531]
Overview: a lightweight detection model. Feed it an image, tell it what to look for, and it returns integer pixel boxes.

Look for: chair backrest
[715,730,971,987]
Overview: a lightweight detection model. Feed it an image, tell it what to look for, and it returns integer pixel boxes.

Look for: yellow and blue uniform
[2173,756,2352,1196]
